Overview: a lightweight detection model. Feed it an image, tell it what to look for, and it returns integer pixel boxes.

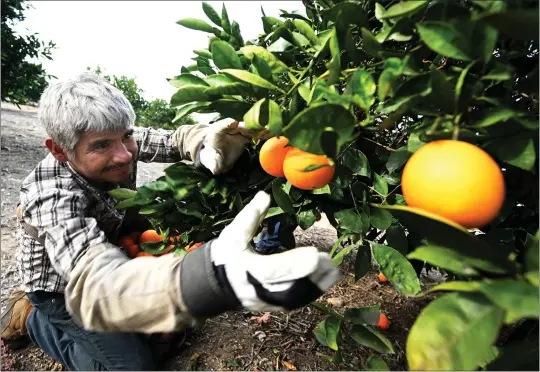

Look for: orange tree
[110,0,539,370]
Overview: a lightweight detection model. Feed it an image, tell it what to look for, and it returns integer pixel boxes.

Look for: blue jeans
[26,291,157,371]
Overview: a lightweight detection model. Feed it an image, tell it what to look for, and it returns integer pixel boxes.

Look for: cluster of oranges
[118,229,203,258]
[259,136,336,191]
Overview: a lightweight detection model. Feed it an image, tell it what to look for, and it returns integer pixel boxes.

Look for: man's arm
[26,188,201,333]
[133,125,210,164]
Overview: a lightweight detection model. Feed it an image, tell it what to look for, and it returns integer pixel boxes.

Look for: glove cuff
[179,240,241,318]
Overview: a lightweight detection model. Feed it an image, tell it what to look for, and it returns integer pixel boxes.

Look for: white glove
[197,119,252,175]
[178,191,340,317]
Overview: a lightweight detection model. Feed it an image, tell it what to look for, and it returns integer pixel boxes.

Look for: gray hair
[38,71,136,152]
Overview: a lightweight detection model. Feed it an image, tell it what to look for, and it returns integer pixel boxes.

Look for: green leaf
[140,241,170,255]
[202,2,221,27]
[108,188,137,200]
[355,241,372,281]
[373,173,388,196]
[170,85,215,107]
[221,69,285,93]
[283,103,356,155]
[346,68,376,111]
[209,99,252,121]
[407,132,425,153]
[366,354,390,371]
[322,2,369,27]
[240,45,287,73]
[361,28,382,58]
[525,232,539,286]
[115,198,141,210]
[477,280,539,320]
[344,305,380,325]
[272,181,295,215]
[406,292,505,371]
[350,325,395,354]
[370,208,393,230]
[211,40,243,70]
[266,99,283,136]
[176,18,215,33]
[243,99,265,130]
[251,54,273,82]
[375,204,514,274]
[231,21,244,46]
[341,148,371,177]
[381,1,428,19]
[326,28,341,85]
[371,242,421,296]
[470,107,517,128]
[173,102,212,123]
[298,210,317,230]
[487,134,536,171]
[417,21,473,61]
[334,209,363,234]
[265,206,284,219]
[293,19,318,44]
[479,9,539,41]
[407,245,480,276]
[430,69,455,113]
[385,222,408,255]
[168,73,209,88]
[313,316,341,351]
[220,3,231,33]
[386,146,411,173]
[378,62,403,101]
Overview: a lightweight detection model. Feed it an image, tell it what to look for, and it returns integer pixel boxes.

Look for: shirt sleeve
[133,126,181,163]
[25,188,108,281]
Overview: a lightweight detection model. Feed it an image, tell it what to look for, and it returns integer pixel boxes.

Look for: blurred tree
[1,0,56,105]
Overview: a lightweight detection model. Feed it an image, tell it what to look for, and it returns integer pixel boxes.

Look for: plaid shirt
[16,126,183,294]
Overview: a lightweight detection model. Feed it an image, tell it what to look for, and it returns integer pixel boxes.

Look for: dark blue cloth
[26,291,156,371]
[254,222,282,254]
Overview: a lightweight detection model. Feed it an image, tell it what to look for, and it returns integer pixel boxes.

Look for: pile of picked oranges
[259,136,335,191]
[118,229,203,258]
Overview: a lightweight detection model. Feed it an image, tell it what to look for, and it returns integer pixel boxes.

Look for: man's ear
[45,138,69,162]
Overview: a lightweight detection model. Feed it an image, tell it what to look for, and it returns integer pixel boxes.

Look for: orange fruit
[259,136,292,177]
[140,229,163,244]
[118,236,135,250]
[127,244,141,258]
[378,272,388,283]
[401,140,505,228]
[136,251,154,258]
[377,313,390,330]
[186,241,203,253]
[283,148,335,190]
[129,231,141,243]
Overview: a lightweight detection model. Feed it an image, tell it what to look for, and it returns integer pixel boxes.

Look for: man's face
[68,129,138,185]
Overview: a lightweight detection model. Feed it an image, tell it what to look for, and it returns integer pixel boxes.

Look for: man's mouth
[105,164,131,173]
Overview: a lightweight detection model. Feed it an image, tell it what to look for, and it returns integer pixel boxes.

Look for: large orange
[259,136,292,177]
[139,229,163,244]
[283,148,335,190]
[401,140,505,229]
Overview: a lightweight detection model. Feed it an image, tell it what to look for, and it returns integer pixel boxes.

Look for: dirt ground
[0,103,439,371]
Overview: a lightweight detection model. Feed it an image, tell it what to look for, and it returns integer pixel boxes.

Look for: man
[0,72,339,370]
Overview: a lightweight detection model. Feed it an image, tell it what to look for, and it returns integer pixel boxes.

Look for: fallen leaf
[251,312,271,324]
[282,360,297,370]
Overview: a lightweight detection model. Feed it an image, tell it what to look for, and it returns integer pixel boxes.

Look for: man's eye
[94,142,109,149]
[123,133,133,140]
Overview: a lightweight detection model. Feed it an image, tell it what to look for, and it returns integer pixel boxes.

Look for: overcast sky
[15,1,304,102]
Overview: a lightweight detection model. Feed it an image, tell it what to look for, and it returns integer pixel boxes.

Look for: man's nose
[112,142,133,163]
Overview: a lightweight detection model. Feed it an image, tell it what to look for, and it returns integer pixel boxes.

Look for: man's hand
[195,119,269,175]
[179,191,340,317]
